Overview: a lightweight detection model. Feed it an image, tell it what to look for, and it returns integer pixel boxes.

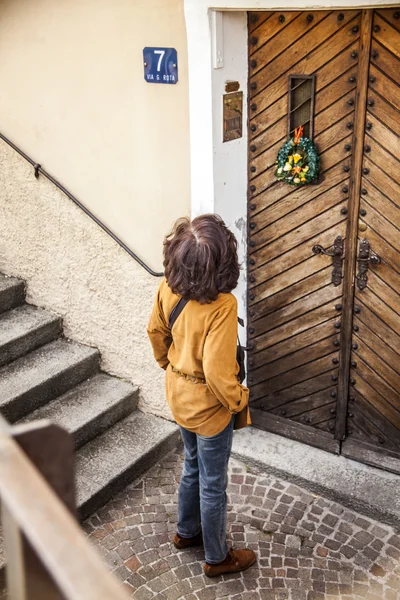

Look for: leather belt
[171,366,206,385]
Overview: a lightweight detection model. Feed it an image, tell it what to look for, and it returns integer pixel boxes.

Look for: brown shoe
[173,532,203,550]
[204,548,256,577]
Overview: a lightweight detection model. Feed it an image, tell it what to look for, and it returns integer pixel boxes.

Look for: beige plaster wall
[0,0,190,273]
[0,140,172,419]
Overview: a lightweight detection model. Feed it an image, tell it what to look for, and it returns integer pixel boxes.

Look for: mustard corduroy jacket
[147,279,250,436]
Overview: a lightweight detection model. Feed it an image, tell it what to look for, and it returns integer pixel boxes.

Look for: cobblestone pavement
[85,448,400,600]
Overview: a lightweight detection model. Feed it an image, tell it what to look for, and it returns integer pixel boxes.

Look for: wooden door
[247,9,400,471]
[339,9,400,472]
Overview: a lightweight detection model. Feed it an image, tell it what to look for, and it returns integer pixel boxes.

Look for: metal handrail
[0,132,164,278]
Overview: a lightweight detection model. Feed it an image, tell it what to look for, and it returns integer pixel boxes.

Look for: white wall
[0,0,190,273]
[211,12,248,332]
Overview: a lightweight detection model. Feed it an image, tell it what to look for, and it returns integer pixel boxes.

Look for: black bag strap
[169,298,189,330]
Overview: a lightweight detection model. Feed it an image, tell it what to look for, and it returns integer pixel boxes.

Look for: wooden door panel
[372,12,400,55]
[250,26,360,117]
[352,335,400,393]
[248,8,400,466]
[269,387,335,419]
[350,8,400,463]
[362,182,400,225]
[248,12,272,34]
[250,99,287,149]
[364,137,400,185]
[314,47,358,92]
[351,359,400,427]
[250,160,349,217]
[369,65,400,111]
[318,139,353,172]
[370,41,400,85]
[360,200,400,253]
[291,401,336,427]
[253,183,345,247]
[364,117,400,165]
[353,391,400,449]
[253,178,348,231]
[251,118,286,159]
[314,418,336,433]
[252,203,347,263]
[367,89,400,132]
[363,157,400,204]
[376,8,400,31]
[250,141,286,189]
[356,298,400,357]
[315,71,358,115]
[249,224,347,295]
[252,337,337,385]
[314,116,354,154]
[320,135,353,169]
[251,12,361,97]
[354,317,400,374]
[370,262,400,296]
[251,267,332,321]
[253,354,336,399]
[249,12,300,56]
[254,371,336,410]
[252,12,328,73]
[248,9,352,447]
[314,90,355,132]
[355,10,400,465]
[250,256,330,305]
[253,301,342,353]
[351,375,399,432]
[251,318,337,369]
[361,226,400,276]
[250,283,342,339]
[347,401,399,451]
[367,272,400,317]
[250,59,357,143]
[355,287,400,337]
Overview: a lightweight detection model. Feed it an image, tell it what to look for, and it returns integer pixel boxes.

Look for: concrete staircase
[0,273,179,578]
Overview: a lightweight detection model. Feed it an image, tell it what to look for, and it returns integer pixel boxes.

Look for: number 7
[154,50,165,72]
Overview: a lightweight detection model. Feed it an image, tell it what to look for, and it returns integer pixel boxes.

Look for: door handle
[356,238,381,291]
[312,236,344,286]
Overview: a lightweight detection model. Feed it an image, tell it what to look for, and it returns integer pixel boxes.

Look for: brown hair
[163,214,240,304]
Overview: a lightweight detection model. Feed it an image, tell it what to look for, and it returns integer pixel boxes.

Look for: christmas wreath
[275,126,320,186]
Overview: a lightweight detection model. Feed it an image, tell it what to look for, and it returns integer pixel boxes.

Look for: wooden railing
[0,416,130,600]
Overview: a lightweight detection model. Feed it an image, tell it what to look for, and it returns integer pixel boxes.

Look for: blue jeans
[177,418,234,564]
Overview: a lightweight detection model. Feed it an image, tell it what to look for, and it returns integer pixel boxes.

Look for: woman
[147,214,256,577]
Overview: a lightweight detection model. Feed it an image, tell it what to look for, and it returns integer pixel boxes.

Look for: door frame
[184,0,399,329]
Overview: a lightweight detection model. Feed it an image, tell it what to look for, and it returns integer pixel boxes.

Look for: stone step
[0,338,99,422]
[0,274,25,314]
[76,411,180,519]
[22,373,139,449]
[0,304,62,368]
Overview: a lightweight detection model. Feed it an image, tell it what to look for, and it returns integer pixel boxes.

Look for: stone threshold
[232,427,400,528]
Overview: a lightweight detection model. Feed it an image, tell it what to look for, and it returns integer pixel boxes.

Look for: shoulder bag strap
[169,297,189,330]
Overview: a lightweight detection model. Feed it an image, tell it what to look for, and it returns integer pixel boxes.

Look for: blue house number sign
[143,47,178,84]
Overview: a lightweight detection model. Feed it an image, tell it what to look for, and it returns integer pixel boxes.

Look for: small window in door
[288,75,316,139]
